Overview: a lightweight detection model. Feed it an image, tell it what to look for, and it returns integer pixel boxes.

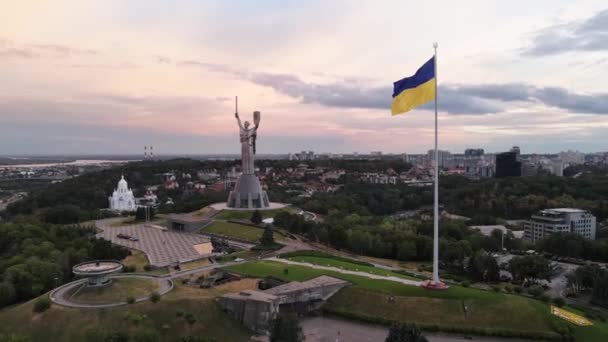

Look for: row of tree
[288,174,608,220]
[273,211,511,266]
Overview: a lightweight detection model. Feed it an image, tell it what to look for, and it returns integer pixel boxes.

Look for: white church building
[108,175,137,212]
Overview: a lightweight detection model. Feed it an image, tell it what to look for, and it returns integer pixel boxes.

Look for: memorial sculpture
[226,97,270,208]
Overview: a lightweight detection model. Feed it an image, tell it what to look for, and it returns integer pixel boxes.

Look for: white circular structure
[72,260,123,287]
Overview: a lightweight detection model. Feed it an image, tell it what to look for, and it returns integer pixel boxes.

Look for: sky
[1,0,607,155]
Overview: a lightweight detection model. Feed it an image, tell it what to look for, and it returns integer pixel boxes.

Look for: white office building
[524,208,596,242]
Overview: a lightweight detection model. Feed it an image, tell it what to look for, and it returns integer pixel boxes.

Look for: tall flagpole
[432,42,440,285]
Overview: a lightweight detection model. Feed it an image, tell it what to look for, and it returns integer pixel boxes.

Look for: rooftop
[223,290,278,303]
[542,208,587,214]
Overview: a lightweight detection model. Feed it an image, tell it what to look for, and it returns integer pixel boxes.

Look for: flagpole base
[420,279,449,290]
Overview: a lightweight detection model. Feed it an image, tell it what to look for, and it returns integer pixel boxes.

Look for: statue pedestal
[227,174,270,209]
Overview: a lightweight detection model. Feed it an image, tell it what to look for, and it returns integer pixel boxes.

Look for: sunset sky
[1,0,607,155]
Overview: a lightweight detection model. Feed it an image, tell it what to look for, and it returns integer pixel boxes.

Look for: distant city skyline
[1,1,607,154]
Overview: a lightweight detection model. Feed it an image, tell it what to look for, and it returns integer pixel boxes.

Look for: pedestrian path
[268,257,421,286]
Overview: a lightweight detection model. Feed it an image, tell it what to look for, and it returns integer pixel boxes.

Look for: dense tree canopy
[0,221,129,308]
[292,174,608,220]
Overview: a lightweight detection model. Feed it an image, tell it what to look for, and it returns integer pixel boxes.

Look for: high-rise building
[465,148,484,157]
[495,152,521,178]
[521,162,538,177]
[510,146,521,157]
[559,150,585,165]
[524,208,596,242]
[427,149,451,168]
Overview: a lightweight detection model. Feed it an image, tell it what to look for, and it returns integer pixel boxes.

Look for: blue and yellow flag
[391,56,436,115]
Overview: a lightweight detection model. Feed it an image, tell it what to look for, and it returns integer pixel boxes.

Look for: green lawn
[225,260,608,340]
[69,277,159,304]
[286,255,418,281]
[226,261,498,300]
[212,208,290,220]
[122,250,165,275]
[203,221,281,243]
[327,287,557,338]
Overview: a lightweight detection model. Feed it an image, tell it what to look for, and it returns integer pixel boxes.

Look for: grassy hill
[0,280,256,341]
[225,260,608,341]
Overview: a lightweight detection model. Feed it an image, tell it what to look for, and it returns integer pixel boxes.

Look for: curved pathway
[268,257,421,286]
[50,274,173,309]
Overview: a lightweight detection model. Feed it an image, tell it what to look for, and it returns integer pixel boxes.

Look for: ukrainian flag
[391,56,436,115]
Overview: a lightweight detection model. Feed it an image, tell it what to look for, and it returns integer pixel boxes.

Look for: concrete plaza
[96,220,212,267]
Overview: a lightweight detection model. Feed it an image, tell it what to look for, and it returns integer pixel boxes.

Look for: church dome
[117,175,129,191]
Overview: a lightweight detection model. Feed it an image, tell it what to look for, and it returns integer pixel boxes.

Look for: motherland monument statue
[226,97,270,209]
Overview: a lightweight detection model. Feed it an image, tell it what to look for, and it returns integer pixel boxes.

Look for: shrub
[504,285,513,293]
[143,264,153,272]
[527,285,544,297]
[491,285,502,292]
[33,297,51,313]
[150,292,161,303]
[176,309,185,317]
[538,294,550,302]
[461,280,470,288]
[514,285,523,294]
[553,297,566,307]
[283,268,289,275]
[123,265,136,273]
[126,296,135,304]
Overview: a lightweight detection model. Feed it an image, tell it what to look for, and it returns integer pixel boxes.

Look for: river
[1,159,136,169]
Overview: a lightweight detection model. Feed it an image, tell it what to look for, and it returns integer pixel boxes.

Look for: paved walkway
[50,274,173,309]
[269,257,421,286]
[96,218,212,267]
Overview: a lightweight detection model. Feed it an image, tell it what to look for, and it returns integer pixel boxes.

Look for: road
[50,274,173,309]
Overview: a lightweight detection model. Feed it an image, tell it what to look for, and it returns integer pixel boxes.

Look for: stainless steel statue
[235,110,259,174]
[227,97,270,208]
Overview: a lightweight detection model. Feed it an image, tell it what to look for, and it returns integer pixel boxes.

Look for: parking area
[96,222,213,267]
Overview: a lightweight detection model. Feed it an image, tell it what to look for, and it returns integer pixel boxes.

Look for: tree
[251,210,263,225]
[43,204,83,224]
[270,313,304,342]
[468,251,499,282]
[150,291,161,303]
[32,297,51,313]
[135,207,155,221]
[385,323,428,342]
[566,265,597,295]
[509,255,553,284]
[0,282,16,307]
[260,226,275,246]
[184,313,197,334]
[591,268,608,308]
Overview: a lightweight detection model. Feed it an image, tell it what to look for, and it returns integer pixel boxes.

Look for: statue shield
[253,111,261,126]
